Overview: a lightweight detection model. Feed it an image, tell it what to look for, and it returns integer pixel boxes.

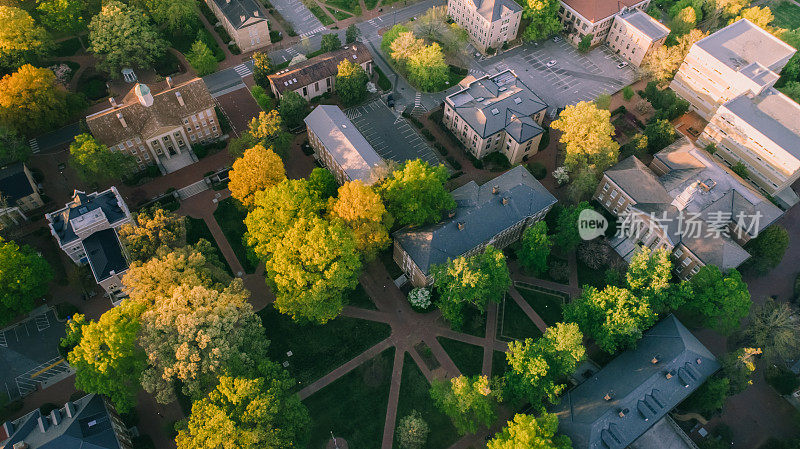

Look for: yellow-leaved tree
[329,180,393,260]
[550,101,619,172]
[228,144,286,208]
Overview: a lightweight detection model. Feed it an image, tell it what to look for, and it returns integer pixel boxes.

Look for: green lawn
[212,197,257,273]
[396,353,460,449]
[348,284,376,310]
[304,347,394,448]
[773,1,800,29]
[437,337,484,376]
[492,350,508,377]
[185,217,233,276]
[576,257,607,290]
[303,0,334,25]
[257,306,391,386]
[497,296,542,341]
[364,0,379,9]
[514,283,566,326]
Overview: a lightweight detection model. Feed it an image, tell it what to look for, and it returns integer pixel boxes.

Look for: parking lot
[485,38,637,110]
[345,99,443,167]
[0,308,72,401]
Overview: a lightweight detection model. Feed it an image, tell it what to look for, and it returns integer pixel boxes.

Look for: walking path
[507,285,548,333]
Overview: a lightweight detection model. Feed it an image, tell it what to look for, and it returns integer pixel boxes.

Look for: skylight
[491,108,499,115]
[513,97,522,104]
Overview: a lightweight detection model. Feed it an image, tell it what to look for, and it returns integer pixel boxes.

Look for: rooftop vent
[175,91,185,107]
[492,185,500,194]
[476,97,485,102]
[352,54,357,59]
[12,442,28,449]
[665,370,676,379]
[651,355,660,364]
[64,402,75,418]
[501,197,509,205]
[240,14,246,22]
[254,10,259,16]
[513,97,522,104]
[448,210,456,218]
[604,392,614,401]
[696,358,702,364]
[292,78,297,83]
[499,87,507,91]
[491,108,499,115]
[116,112,127,128]
[457,222,465,231]
[618,408,629,418]
[342,124,347,128]
[166,76,173,88]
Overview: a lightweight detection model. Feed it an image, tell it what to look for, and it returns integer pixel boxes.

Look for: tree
[139,279,269,403]
[432,246,511,329]
[407,42,449,92]
[622,86,635,101]
[684,266,751,335]
[681,377,730,414]
[743,225,789,276]
[644,118,676,153]
[0,65,70,136]
[63,300,147,413]
[187,39,218,76]
[504,322,585,408]
[252,51,271,88]
[278,91,307,129]
[136,0,198,33]
[735,6,774,30]
[488,413,572,449]
[390,31,425,64]
[0,238,54,322]
[520,0,561,42]
[643,29,707,83]
[0,126,29,165]
[330,180,392,260]
[0,6,50,64]
[89,0,166,74]
[37,0,88,34]
[228,145,286,208]
[744,299,800,363]
[564,285,656,353]
[69,133,137,182]
[672,6,697,35]
[517,221,551,275]
[779,80,800,103]
[118,207,186,263]
[551,101,619,172]
[553,202,591,252]
[719,347,760,395]
[430,375,501,435]
[396,410,430,449]
[382,24,410,54]
[626,247,680,314]
[336,59,369,107]
[578,33,593,53]
[566,166,599,203]
[307,167,338,200]
[259,216,362,323]
[595,92,611,110]
[248,110,282,143]
[320,33,342,53]
[378,159,455,228]
[176,371,310,449]
[346,24,359,43]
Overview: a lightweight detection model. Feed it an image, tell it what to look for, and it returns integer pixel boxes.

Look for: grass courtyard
[514,283,567,326]
[497,295,542,341]
[773,1,800,30]
[213,198,257,273]
[436,337,484,376]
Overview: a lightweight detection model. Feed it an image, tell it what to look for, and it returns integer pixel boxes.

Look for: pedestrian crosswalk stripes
[299,26,327,38]
[234,64,252,78]
[29,139,39,154]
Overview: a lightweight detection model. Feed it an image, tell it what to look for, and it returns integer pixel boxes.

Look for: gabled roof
[469,0,522,22]
[304,105,386,184]
[394,166,556,274]
[268,44,373,95]
[46,189,129,245]
[604,156,672,205]
[211,0,267,29]
[561,0,648,23]
[0,162,34,204]
[446,70,547,142]
[553,315,719,449]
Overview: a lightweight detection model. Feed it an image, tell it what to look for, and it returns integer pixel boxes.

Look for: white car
[546,60,557,68]
[617,61,628,69]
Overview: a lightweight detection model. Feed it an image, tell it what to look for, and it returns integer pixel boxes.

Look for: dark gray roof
[723,88,800,160]
[211,0,266,29]
[46,190,129,245]
[83,228,128,282]
[304,105,386,184]
[553,315,719,449]
[0,162,34,204]
[605,156,673,205]
[394,166,556,275]
[616,9,669,41]
[446,70,547,142]
[471,0,521,21]
[1,394,125,449]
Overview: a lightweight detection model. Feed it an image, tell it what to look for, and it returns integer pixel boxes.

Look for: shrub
[538,127,550,151]
[622,86,634,101]
[528,162,547,180]
[766,365,800,395]
[251,86,275,111]
[446,156,462,170]
[578,34,593,53]
[153,51,182,76]
[553,166,569,185]
[434,142,448,156]
[483,151,510,170]
[408,287,432,309]
[549,261,570,282]
[486,47,496,55]
[704,143,717,154]
[421,128,434,141]
[732,161,749,179]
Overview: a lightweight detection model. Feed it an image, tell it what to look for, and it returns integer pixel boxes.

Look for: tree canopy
[643,29,707,83]
[321,33,342,52]
[551,101,619,172]
[743,225,789,276]
[134,0,198,33]
[37,0,89,34]
[0,65,70,136]
[0,6,50,66]
[430,375,501,435]
[517,221,551,276]
[69,133,137,182]
[744,299,800,363]
[684,266,750,335]
[228,144,286,208]
[187,39,218,76]
[520,0,562,42]
[487,413,572,449]
[378,159,455,228]
[329,180,392,260]
[278,91,308,129]
[0,238,54,323]
[89,1,166,74]
[336,59,369,107]
[118,207,187,263]
[0,126,30,166]
[553,202,591,252]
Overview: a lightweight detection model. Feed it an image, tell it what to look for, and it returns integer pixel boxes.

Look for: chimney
[651,355,659,364]
[109,97,118,108]
[241,14,246,22]
[50,409,61,426]
[665,370,674,379]
[116,112,127,128]
[175,91,185,107]
[447,210,456,219]
[696,358,702,364]
[492,185,500,194]
[166,76,173,88]
[618,408,629,418]
[501,197,509,206]
[254,10,259,16]
[603,393,613,401]
[457,222,465,231]
[64,402,75,418]
[37,416,49,433]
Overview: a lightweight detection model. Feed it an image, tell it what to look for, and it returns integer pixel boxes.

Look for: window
[602,182,609,191]
[691,266,700,275]
[183,118,189,125]
[682,258,691,267]
[303,86,308,96]
[315,81,319,91]
[126,140,133,147]
[610,190,618,199]
[673,248,683,257]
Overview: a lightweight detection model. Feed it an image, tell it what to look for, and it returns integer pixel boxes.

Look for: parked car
[387,94,395,108]
[553,36,561,43]
[617,61,628,69]
[546,60,557,68]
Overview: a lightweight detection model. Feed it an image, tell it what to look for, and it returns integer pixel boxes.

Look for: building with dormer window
[206,0,271,52]
[447,0,522,52]
[557,0,651,47]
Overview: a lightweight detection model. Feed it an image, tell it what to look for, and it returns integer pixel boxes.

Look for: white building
[606,9,669,67]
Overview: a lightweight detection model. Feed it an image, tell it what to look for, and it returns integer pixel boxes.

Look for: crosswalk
[0,332,6,348]
[234,64,252,78]
[29,139,39,154]
[177,180,209,200]
[299,26,327,38]
[414,92,422,108]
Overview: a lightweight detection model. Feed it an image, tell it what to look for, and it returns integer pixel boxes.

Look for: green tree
[0,65,70,136]
[278,91,308,129]
[719,347,760,395]
[622,85,634,101]
[320,33,342,52]
[0,6,50,67]
[0,125,30,165]
[64,300,147,413]
[643,29,707,83]
[517,221,551,276]
[432,246,511,329]
[228,144,286,208]
[779,80,800,103]
[336,59,369,107]
[346,24,359,43]
[89,0,166,74]
[681,377,730,414]
[136,0,198,33]
[671,6,697,35]
[330,180,392,260]
[595,92,611,110]
[566,166,599,203]
[644,118,676,153]
[247,110,291,155]
[744,299,800,363]
[551,101,619,172]
[488,413,572,449]
[520,0,562,42]
[396,410,430,449]
[187,39,218,76]
[378,159,455,228]
[505,322,585,408]
[743,225,789,276]
[684,266,751,335]
[176,372,310,449]
[578,33,593,53]
[0,237,54,322]
[626,247,677,314]
[407,42,449,92]
[37,0,88,34]
[381,24,410,54]
[553,202,591,252]
[252,51,271,89]
[430,375,501,435]
[565,285,656,353]
[118,207,186,263]
[69,133,137,183]
[731,161,748,178]
[308,167,339,200]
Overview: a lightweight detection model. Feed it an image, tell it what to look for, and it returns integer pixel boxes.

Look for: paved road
[270,0,325,37]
